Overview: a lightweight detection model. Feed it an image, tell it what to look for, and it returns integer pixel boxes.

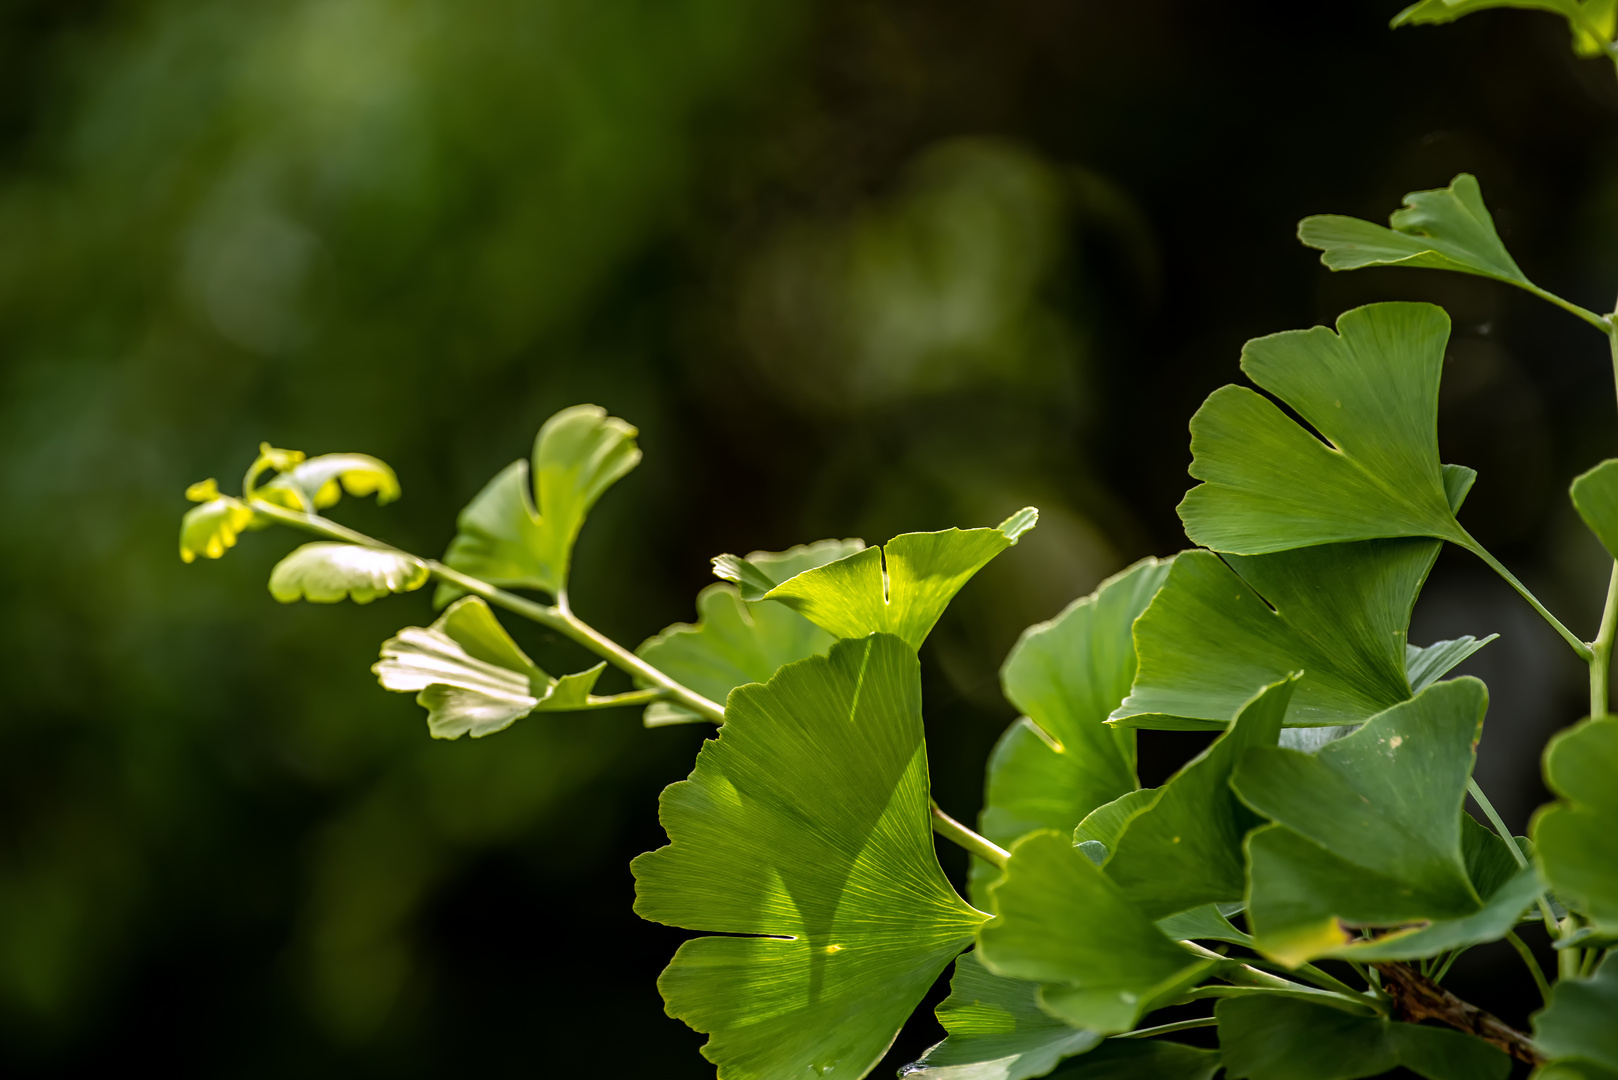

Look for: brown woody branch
[1374,962,1543,1065]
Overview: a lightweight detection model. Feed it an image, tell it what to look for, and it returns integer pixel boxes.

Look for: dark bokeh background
[2,0,1615,1074]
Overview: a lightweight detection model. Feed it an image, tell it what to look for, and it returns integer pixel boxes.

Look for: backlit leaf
[1533,955,1618,1079]
[1178,302,1470,555]
[1533,717,1618,934]
[719,510,1037,650]
[268,543,428,604]
[438,404,640,600]
[632,634,985,1080]
[1392,0,1617,60]
[178,490,256,562]
[1217,996,1510,1080]
[1232,679,1489,966]
[711,538,867,602]
[373,595,608,739]
[977,830,1217,1032]
[256,452,400,511]
[1571,459,1618,560]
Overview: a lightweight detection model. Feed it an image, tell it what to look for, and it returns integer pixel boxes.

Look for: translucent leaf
[373,595,607,739]
[902,951,1102,1080]
[268,543,428,604]
[1533,717,1618,934]
[1231,679,1489,966]
[437,405,640,599]
[1103,677,1296,919]
[1178,303,1468,555]
[632,634,986,1080]
[1571,458,1618,560]
[1217,996,1510,1080]
[716,510,1037,650]
[1533,955,1618,1079]
[977,830,1217,1032]
[711,538,867,602]
[256,452,400,511]
[1298,174,1530,289]
[1393,0,1616,60]
[973,558,1171,900]
[178,492,255,562]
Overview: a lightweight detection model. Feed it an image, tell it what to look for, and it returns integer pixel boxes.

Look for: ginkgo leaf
[1532,717,1618,934]
[1178,303,1472,555]
[977,830,1218,1032]
[903,951,1102,1080]
[1232,679,1489,966]
[717,510,1037,651]
[1103,677,1296,919]
[179,490,256,562]
[1217,996,1510,1080]
[632,634,986,1080]
[973,558,1171,900]
[711,538,867,602]
[373,595,607,739]
[268,543,429,604]
[437,404,641,600]
[1571,459,1618,561]
[255,452,400,511]
[1073,788,1159,852]
[1533,955,1618,1079]
[1393,0,1617,61]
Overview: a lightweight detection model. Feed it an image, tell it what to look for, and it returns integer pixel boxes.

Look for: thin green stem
[1608,319,1618,425]
[1460,532,1593,661]
[1467,779,1528,870]
[1177,984,1382,1016]
[1559,919,1583,980]
[246,500,728,723]
[1249,959,1364,998]
[928,799,1009,869]
[1523,283,1610,334]
[1506,931,1551,1005]
[1591,562,1618,720]
[578,688,669,710]
[1114,1017,1218,1039]
[1431,949,1463,984]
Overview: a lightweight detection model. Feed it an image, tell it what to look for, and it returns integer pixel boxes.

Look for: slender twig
[1523,283,1611,334]
[1467,779,1527,870]
[927,799,1009,868]
[1505,931,1551,1005]
[1177,984,1382,1016]
[1375,962,1542,1065]
[1114,1017,1217,1039]
[1249,959,1365,998]
[1431,949,1462,984]
[1459,532,1593,661]
[1590,562,1618,720]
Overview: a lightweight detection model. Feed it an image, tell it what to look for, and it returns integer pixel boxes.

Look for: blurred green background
[4,0,1618,1074]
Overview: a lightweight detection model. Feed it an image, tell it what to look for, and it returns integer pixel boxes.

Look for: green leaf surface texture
[1104,677,1296,918]
[256,452,400,511]
[372,595,605,738]
[973,558,1171,900]
[1217,996,1510,1080]
[268,542,428,604]
[1533,717,1618,934]
[745,510,1038,650]
[1534,955,1618,1077]
[438,404,640,599]
[1233,678,1489,966]
[1178,302,1468,554]
[712,538,868,601]
[1571,459,1618,560]
[1297,173,1529,288]
[904,951,1102,1080]
[978,830,1216,1031]
[632,633,985,1080]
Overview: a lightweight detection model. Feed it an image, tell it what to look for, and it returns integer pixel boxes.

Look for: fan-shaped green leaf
[711,538,867,602]
[1231,679,1489,966]
[268,543,428,604]
[904,951,1102,1080]
[1571,459,1618,560]
[1217,996,1510,1080]
[437,404,640,600]
[1178,303,1470,555]
[256,452,400,511]
[972,558,1171,899]
[1533,717,1618,934]
[716,510,1037,650]
[632,634,985,1080]
[1393,0,1616,60]
[1533,955,1618,1080]
[978,830,1217,1032]
[178,481,256,562]
[372,595,608,739]
[1104,677,1295,919]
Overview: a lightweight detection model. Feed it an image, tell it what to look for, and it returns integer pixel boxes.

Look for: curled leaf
[179,493,256,562]
[257,453,400,511]
[269,543,428,604]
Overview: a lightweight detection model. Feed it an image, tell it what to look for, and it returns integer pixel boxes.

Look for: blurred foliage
[5,0,1618,1074]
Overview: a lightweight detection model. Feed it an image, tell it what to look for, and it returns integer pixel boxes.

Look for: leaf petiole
[1589,562,1618,720]
[927,798,1010,869]
[1113,1017,1217,1039]
[1177,983,1383,1017]
[1505,930,1551,1005]
[1459,532,1593,661]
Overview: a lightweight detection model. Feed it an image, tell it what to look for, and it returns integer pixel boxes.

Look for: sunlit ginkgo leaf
[268,543,429,604]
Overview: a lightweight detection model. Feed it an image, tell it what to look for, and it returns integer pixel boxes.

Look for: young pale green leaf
[437,404,640,599]
[972,558,1171,899]
[978,830,1217,1032]
[1155,904,1253,947]
[719,510,1037,650]
[268,543,429,604]
[632,634,985,1080]
[1232,679,1489,966]
[1571,459,1618,560]
[1393,0,1617,60]
[1533,955,1618,1079]
[903,951,1102,1080]
[372,596,607,739]
[255,452,400,511]
[1178,303,1470,555]
[178,490,256,562]
[1104,676,1295,919]
[711,538,867,602]
[1532,717,1618,934]
[1217,996,1510,1080]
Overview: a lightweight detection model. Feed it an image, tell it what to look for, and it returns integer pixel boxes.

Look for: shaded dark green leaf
[1533,717,1618,934]
[1533,955,1618,1078]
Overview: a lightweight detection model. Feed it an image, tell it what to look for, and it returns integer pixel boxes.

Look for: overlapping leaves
[1533,955,1618,1080]
[269,543,429,604]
